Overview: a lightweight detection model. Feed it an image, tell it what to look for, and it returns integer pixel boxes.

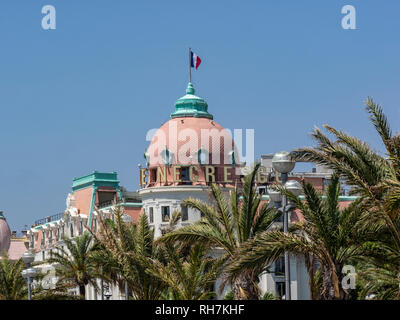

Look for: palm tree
[158,164,280,300]
[0,254,27,300]
[47,232,99,299]
[91,206,166,300]
[144,243,223,300]
[290,98,400,298]
[292,98,391,201]
[32,280,82,300]
[354,238,400,299]
[228,175,370,300]
[358,261,399,300]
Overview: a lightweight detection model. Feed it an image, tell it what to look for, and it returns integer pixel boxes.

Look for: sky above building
[0,0,399,231]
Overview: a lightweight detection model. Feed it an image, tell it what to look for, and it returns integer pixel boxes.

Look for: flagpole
[189,47,192,83]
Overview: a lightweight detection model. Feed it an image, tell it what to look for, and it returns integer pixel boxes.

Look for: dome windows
[160,148,174,165]
[197,148,209,165]
[144,152,150,166]
[228,150,236,165]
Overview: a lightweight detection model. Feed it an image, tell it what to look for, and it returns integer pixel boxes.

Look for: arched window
[162,206,170,222]
[197,148,209,165]
[70,224,74,237]
[144,152,150,166]
[181,204,188,221]
[160,148,173,165]
[228,150,236,165]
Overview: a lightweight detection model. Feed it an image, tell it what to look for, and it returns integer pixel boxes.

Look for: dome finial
[186,82,195,95]
[171,82,213,119]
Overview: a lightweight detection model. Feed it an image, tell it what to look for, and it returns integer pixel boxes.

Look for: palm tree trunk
[79,285,86,299]
[233,273,259,300]
[320,266,349,300]
[321,269,334,300]
[305,254,317,300]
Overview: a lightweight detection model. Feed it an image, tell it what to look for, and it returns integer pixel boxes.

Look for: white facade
[29,181,311,300]
[258,253,310,300]
[139,185,217,238]
[139,184,311,300]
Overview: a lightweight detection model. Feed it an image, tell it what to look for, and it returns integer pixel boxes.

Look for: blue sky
[1,0,399,231]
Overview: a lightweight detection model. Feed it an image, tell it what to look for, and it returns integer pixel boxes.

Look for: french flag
[190,50,202,70]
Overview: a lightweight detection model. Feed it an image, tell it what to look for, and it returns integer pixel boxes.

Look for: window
[322,178,332,192]
[275,282,285,299]
[97,191,116,208]
[274,256,285,275]
[181,167,190,182]
[150,169,156,182]
[160,148,173,165]
[197,148,209,165]
[144,152,150,166]
[228,150,236,165]
[80,221,83,235]
[257,186,266,195]
[181,205,188,221]
[149,207,154,223]
[93,218,97,233]
[70,224,74,237]
[42,251,45,261]
[161,206,170,222]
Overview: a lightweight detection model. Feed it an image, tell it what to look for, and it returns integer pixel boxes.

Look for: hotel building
[23,82,355,300]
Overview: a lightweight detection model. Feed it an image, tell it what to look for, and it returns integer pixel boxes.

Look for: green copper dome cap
[186,82,195,94]
[171,82,213,119]
[0,211,5,220]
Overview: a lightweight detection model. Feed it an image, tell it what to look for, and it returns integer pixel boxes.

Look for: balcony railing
[97,200,114,209]
[34,212,64,226]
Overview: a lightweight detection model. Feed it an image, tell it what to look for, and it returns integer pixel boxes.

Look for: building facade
[28,171,141,299]
[26,82,355,300]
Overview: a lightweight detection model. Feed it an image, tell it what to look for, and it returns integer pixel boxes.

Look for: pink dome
[146,117,237,167]
[0,211,11,254]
